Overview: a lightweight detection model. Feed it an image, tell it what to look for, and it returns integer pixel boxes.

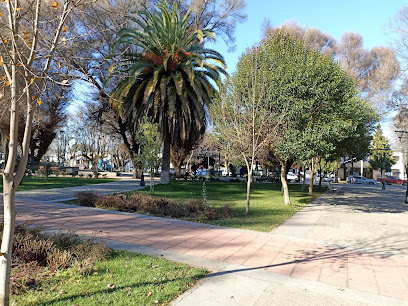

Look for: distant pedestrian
[382,181,386,190]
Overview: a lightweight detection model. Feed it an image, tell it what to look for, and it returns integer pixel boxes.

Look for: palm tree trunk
[160,131,171,184]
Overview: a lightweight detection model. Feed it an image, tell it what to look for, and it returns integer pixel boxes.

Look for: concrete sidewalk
[10,183,408,305]
[13,177,150,202]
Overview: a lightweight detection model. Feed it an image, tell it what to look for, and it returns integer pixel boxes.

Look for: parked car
[377,176,407,185]
[196,169,208,176]
[350,175,378,185]
[315,174,334,182]
[287,172,298,181]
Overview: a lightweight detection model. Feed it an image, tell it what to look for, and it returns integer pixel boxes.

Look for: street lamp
[395,129,408,204]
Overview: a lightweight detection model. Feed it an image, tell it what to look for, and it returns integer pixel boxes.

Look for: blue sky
[209,0,407,74]
[207,0,407,142]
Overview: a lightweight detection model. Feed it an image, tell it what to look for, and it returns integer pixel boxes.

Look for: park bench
[328,181,338,194]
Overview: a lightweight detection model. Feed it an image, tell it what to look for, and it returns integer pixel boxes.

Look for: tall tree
[264,22,400,110]
[154,0,246,49]
[0,1,92,303]
[61,0,246,179]
[369,124,396,177]
[211,52,282,214]
[253,31,372,203]
[109,0,226,184]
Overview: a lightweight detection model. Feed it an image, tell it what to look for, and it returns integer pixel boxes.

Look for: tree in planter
[369,124,396,178]
[0,1,91,303]
[108,0,226,184]
[135,119,161,194]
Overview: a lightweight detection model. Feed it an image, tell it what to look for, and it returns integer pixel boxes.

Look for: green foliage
[135,119,162,172]
[369,124,396,173]
[234,31,378,163]
[109,0,226,151]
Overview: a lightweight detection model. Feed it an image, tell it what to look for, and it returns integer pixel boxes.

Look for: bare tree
[337,32,399,108]
[211,48,281,215]
[0,1,92,303]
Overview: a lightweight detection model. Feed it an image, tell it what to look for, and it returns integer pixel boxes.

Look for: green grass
[11,250,207,306]
[136,181,326,232]
[6,176,118,192]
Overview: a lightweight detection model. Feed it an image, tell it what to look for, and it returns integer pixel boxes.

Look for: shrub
[79,173,85,178]
[3,223,113,296]
[102,173,108,178]
[13,234,54,266]
[47,249,74,271]
[50,231,82,250]
[75,191,99,207]
[92,193,233,221]
[95,194,127,211]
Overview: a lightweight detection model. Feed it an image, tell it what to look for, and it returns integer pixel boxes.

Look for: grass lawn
[3,176,118,192]
[136,181,326,232]
[12,250,207,305]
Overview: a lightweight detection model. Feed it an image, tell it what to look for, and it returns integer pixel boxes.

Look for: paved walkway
[6,182,408,305]
[14,177,149,202]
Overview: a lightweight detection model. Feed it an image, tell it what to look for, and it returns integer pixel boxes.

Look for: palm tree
[109,0,226,183]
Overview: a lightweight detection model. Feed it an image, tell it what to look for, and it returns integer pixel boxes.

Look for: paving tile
[347,263,378,294]
[243,245,280,268]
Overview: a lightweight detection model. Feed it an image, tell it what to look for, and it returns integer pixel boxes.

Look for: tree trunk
[174,164,182,178]
[302,165,306,191]
[244,156,252,215]
[318,159,322,189]
[309,159,315,196]
[160,131,170,184]
[92,159,98,178]
[150,170,155,195]
[280,161,291,205]
[334,160,339,183]
[0,180,16,305]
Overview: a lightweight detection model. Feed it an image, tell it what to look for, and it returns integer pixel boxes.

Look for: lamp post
[395,129,408,204]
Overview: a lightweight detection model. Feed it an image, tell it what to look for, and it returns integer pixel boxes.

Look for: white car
[287,172,298,181]
[350,175,377,185]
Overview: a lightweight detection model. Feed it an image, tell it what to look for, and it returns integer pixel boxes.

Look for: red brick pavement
[12,199,408,301]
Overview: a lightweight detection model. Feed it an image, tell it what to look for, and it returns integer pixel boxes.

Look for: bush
[75,191,99,207]
[4,222,113,295]
[91,193,233,221]
[79,173,85,178]
[13,234,54,266]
